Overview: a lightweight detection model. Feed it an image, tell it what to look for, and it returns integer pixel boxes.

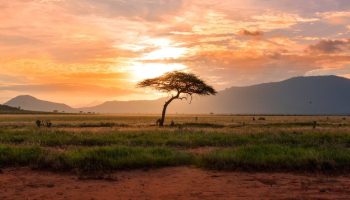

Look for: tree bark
[159,95,178,127]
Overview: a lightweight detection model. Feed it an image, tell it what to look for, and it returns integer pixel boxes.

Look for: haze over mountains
[5,95,77,113]
[3,76,350,115]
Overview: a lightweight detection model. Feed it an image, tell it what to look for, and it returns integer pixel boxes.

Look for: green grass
[0,145,192,172]
[199,145,350,172]
[62,146,192,172]
[1,114,350,173]
[2,144,350,173]
[1,128,350,148]
[0,145,44,167]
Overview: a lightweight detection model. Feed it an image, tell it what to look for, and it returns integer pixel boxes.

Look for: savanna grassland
[1,114,350,173]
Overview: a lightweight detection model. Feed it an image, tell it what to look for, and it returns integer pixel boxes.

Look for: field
[1,114,350,199]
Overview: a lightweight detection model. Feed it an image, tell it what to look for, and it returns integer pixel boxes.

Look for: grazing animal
[170,120,175,127]
[36,120,53,128]
[46,120,52,128]
[35,120,42,128]
[156,118,162,126]
[313,121,317,129]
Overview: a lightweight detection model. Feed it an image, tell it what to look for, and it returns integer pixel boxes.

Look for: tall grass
[61,146,192,172]
[2,144,350,173]
[1,115,350,173]
[1,128,350,148]
[0,145,192,172]
[0,145,44,167]
[199,145,350,172]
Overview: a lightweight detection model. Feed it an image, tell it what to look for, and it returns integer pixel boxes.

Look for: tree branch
[179,96,187,101]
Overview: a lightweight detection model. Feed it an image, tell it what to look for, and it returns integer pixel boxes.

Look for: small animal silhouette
[156,118,161,126]
[46,120,52,128]
[35,120,42,128]
[35,120,53,128]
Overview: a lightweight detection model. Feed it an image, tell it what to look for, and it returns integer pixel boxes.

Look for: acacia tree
[137,71,217,126]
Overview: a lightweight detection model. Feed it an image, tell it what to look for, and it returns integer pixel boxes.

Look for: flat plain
[1,114,350,199]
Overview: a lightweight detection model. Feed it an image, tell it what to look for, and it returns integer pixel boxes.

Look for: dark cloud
[309,39,350,53]
[240,29,264,37]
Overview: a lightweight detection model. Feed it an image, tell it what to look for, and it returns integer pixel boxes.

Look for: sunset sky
[1,0,350,107]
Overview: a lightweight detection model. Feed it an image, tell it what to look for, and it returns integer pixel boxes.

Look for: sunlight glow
[142,38,188,60]
[131,63,187,81]
[125,38,189,81]
[3,0,350,104]
[143,47,187,60]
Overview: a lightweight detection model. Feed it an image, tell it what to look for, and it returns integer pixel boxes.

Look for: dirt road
[1,167,350,200]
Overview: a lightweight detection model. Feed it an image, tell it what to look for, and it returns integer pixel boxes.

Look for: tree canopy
[137,71,217,97]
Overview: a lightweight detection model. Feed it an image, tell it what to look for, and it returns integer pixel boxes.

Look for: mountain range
[3,75,350,115]
[5,95,76,113]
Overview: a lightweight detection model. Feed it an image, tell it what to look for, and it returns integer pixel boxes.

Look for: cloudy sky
[1,0,350,106]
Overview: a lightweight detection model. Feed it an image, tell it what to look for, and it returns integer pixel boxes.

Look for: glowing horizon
[1,0,350,106]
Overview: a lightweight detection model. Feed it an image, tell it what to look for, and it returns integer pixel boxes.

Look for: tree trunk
[159,96,177,127]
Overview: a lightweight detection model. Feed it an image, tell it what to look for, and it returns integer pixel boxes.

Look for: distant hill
[181,75,350,115]
[4,76,350,115]
[81,98,165,114]
[82,75,350,115]
[5,95,77,113]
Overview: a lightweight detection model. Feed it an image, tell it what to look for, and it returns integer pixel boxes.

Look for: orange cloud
[318,11,350,25]
[1,0,350,104]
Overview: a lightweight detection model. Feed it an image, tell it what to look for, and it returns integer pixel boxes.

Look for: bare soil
[1,167,350,200]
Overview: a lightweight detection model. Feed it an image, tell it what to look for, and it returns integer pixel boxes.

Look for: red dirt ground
[1,167,350,200]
